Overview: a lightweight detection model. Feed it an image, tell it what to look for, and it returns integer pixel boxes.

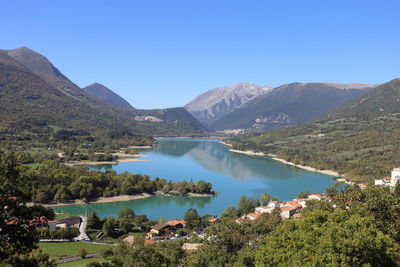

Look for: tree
[297,190,310,199]
[221,206,239,219]
[237,196,259,215]
[260,192,271,206]
[118,208,135,220]
[255,209,400,266]
[79,248,87,259]
[184,208,202,230]
[0,151,55,266]
[54,185,70,201]
[87,212,101,229]
[102,217,117,237]
[119,217,134,233]
[111,243,170,267]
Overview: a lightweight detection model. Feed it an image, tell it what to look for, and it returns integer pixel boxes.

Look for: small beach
[226,146,341,177]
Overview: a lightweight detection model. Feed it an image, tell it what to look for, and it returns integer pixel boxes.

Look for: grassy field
[39,242,115,258]
[57,258,107,267]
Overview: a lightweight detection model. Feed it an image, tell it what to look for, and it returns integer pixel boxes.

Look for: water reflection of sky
[57,139,335,220]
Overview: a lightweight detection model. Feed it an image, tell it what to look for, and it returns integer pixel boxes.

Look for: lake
[53,138,336,220]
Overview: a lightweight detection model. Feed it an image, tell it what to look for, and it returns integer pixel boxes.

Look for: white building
[390,168,400,187]
[374,168,400,189]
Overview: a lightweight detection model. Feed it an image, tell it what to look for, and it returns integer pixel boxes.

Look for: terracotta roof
[246,213,261,219]
[284,201,302,209]
[309,193,322,197]
[166,220,185,226]
[144,239,155,246]
[5,216,48,226]
[208,217,219,223]
[383,177,391,180]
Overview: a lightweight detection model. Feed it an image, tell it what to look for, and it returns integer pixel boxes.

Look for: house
[182,243,202,251]
[292,198,307,208]
[255,200,281,214]
[308,194,323,201]
[375,168,400,189]
[281,206,298,219]
[245,213,261,221]
[148,222,174,236]
[123,235,156,246]
[280,201,302,219]
[48,217,81,231]
[235,212,261,223]
[267,201,279,208]
[166,219,185,228]
[208,217,220,224]
[255,206,274,214]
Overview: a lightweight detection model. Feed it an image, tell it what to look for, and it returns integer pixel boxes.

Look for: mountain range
[0,45,390,149]
[207,82,375,131]
[0,47,206,145]
[227,78,400,182]
[184,82,272,125]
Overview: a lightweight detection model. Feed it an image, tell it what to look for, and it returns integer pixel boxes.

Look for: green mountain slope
[321,78,400,120]
[82,82,135,109]
[0,48,206,146]
[211,83,373,131]
[227,79,400,183]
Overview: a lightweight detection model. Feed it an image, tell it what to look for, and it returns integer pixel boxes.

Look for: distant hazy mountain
[83,83,134,109]
[210,82,375,131]
[184,82,272,125]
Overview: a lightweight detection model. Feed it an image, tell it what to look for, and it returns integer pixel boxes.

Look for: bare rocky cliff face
[184,82,272,125]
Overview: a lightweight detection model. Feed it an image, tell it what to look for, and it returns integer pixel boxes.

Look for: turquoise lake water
[53,138,336,220]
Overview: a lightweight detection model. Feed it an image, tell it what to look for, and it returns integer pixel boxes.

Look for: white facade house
[375,168,400,189]
[391,168,400,187]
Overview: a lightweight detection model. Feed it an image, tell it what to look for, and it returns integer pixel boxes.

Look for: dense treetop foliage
[0,151,55,266]
[26,161,214,203]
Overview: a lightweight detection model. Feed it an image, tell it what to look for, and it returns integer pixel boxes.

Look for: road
[73,216,90,241]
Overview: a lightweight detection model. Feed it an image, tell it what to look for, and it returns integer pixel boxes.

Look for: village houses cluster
[236,193,326,222]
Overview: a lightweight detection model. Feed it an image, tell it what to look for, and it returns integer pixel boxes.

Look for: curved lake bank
[53,138,336,220]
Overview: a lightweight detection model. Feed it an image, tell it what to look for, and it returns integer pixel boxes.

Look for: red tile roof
[208,217,219,223]
[166,220,185,227]
[284,201,302,209]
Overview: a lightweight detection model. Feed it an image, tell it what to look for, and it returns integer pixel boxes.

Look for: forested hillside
[211,82,373,131]
[82,82,135,109]
[0,48,207,148]
[227,79,400,183]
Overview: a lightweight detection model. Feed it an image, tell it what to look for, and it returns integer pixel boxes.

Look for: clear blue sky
[1,1,399,108]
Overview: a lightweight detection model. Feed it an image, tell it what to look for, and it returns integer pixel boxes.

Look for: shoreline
[226,146,341,177]
[64,154,148,167]
[35,192,215,207]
